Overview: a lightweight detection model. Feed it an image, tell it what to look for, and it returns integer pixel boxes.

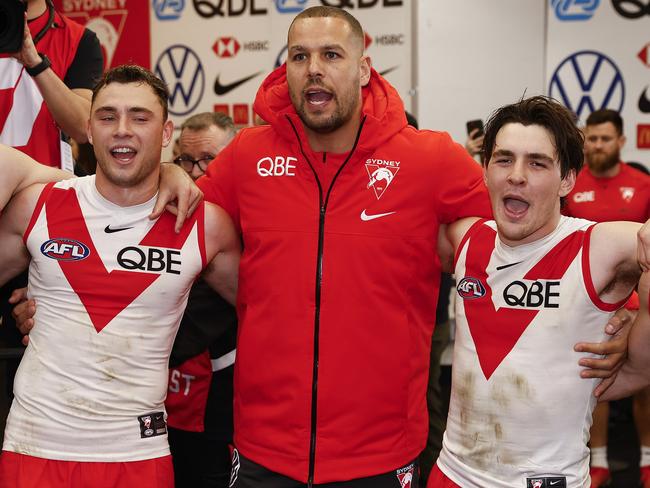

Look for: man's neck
[303,113,363,154]
[95,173,160,208]
[588,161,622,179]
[27,0,48,21]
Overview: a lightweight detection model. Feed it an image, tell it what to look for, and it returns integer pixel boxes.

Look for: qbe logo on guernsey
[155,45,205,117]
[549,50,625,120]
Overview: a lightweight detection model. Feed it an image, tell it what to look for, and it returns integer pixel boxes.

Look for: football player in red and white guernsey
[0,65,240,488]
[428,96,650,488]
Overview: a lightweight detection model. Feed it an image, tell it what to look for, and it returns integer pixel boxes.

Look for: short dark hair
[181,111,235,137]
[92,65,170,120]
[482,96,584,179]
[586,109,623,135]
[289,6,365,53]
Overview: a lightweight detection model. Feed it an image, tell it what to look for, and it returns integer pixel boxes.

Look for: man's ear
[86,118,93,145]
[559,169,576,197]
[162,119,174,147]
[360,55,372,87]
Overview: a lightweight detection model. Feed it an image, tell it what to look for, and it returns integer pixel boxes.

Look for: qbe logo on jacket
[257,156,297,177]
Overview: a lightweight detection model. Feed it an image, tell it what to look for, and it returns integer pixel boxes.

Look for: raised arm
[201,203,241,305]
[589,221,643,304]
[0,145,72,211]
[0,184,42,286]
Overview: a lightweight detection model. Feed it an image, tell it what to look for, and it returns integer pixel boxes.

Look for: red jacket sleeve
[196,135,240,233]
[432,132,492,224]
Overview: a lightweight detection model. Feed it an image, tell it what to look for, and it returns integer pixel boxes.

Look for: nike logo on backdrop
[360,210,396,221]
[104,225,134,234]
[214,72,262,96]
[639,86,650,113]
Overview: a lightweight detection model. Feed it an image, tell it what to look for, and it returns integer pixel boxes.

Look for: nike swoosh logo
[360,210,396,221]
[639,86,650,113]
[214,72,262,96]
[495,261,522,271]
[379,66,399,77]
[550,481,562,486]
[104,225,134,234]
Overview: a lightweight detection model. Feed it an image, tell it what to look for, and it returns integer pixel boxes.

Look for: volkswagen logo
[549,50,625,121]
[154,45,205,117]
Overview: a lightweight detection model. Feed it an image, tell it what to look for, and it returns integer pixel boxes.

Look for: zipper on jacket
[287,116,366,487]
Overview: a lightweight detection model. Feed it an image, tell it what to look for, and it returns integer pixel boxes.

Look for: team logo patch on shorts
[229,448,240,487]
[138,412,167,438]
[396,462,415,488]
[526,477,566,488]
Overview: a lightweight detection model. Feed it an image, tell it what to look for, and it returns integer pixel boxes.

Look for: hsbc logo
[155,45,205,116]
[373,33,405,46]
[548,50,625,122]
[214,37,240,58]
[213,37,269,59]
[639,43,650,67]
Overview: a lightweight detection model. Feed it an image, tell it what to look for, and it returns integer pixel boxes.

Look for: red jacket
[198,66,490,483]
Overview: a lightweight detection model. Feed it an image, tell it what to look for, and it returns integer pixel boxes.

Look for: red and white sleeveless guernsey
[3,176,206,462]
[437,216,629,488]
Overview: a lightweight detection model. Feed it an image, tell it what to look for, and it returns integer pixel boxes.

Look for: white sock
[641,445,650,467]
[590,446,608,469]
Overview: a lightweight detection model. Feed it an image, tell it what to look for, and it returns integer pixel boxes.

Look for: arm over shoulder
[201,202,241,306]
[0,184,44,286]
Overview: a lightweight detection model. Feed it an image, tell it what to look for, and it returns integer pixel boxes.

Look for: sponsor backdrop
[54,0,150,70]
[53,1,649,166]
[148,0,412,132]
[546,0,650,164]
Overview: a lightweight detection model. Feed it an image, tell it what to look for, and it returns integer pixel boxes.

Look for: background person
[167,111,238,488]
[563,109,650,488]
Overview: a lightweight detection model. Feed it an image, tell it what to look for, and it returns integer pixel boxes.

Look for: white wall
[415,0,546,145]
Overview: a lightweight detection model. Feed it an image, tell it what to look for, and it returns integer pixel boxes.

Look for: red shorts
[0,451,174,488]
[427,464,461,488]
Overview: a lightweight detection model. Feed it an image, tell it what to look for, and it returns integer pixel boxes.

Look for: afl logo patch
[40,238,90,261]
[457,277,486,299]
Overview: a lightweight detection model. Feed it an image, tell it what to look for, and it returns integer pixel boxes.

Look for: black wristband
[25,53,51,77]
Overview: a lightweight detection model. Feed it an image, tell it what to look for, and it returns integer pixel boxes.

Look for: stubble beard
[587,148,620,175]
[291,81,360,134]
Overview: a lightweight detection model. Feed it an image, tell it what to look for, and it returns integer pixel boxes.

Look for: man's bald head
[288,6,365,55]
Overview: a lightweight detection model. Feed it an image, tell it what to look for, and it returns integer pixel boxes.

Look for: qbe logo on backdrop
[153,0,185,20]
[155,45,205,116]
[550,0,600,20]
[549,50,625,120]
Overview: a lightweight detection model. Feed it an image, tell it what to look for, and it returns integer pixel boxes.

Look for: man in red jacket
[197,7,626,488]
